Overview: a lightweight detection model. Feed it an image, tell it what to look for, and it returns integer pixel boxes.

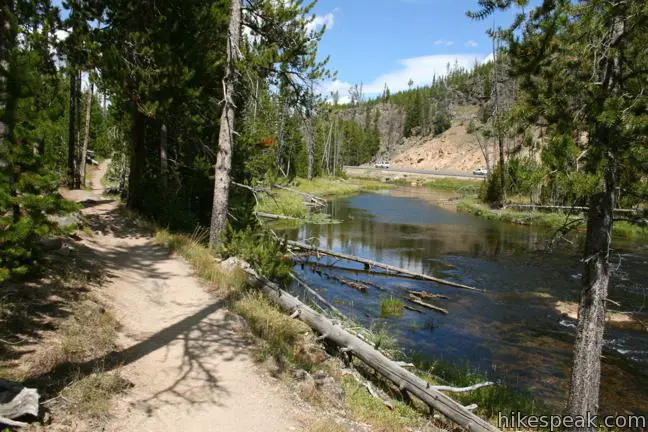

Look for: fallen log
[295,259,427,282]
[243,270,500,432]
[403,304,424,314]
[256,212,301,221]
[408,296,448,315]
[327,274,369,292]
[408,290,450,300]
[0,380,39,426]
[431,382,494,393]
[288,240,482,293]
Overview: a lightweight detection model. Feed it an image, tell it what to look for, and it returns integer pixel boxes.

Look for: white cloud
[433,39,454,47]
[465,40,478,48]
[306,13,334,32]
[320,53,484,103]
[363,54,484,94]
[481,52,494,64]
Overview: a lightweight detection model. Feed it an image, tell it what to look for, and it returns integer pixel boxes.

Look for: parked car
[472,167,488,176]
[375,161,390,169]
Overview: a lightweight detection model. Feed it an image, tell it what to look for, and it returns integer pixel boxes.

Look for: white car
[473,167,488,176]
[375,161,390,169]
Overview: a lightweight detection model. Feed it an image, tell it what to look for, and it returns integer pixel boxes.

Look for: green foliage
[219,226,291,281]
[0,1,77,282]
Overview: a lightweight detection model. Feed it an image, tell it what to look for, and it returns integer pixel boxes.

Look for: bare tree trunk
[79,82,93,187]
[307,117,314,181]
[160,122,168,190]
[67,70,77,188]
[209,0,242,247]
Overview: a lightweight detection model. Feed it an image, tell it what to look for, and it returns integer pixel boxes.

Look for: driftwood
[408,295,448,315]
[243,270,500,432]
[0,380,39,426]
[288,240,483,293]
[431,382,494,393]
[403,304,424,314]
[326,274,369,292]
[408,290,450,300]
[295,259,426,283]
[256,212,301,221]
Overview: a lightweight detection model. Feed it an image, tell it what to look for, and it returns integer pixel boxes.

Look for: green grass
[424,178,483,194]
[341,375,425,431]
[409,357,548,423]
[457,199,583,229]
[380,297,404,318]
[457,199,648,239]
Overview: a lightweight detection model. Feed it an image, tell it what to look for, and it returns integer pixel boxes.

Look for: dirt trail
[63,162,307,431]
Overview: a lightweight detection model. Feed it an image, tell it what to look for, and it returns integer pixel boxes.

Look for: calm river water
[280,187,648,415]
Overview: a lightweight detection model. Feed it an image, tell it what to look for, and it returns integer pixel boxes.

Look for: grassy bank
[423,178,483,195]
[256,176,392,220]
[457,199,648,239]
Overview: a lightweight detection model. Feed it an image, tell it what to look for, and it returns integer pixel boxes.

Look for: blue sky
[308,0,515,101]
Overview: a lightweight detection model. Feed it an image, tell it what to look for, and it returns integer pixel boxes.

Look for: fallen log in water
[408,290,450,300]
[256,212,301,221]
[242,269,500,432]
[288,240,483,292]
[403,304,424,314]
[326,274,369,292]
[408,295,449,315]
[294,259,425,282]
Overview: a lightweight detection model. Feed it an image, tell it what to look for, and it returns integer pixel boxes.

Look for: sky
[308,0,514,102]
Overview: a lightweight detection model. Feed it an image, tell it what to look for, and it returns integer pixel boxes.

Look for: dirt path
[64,162,308,431]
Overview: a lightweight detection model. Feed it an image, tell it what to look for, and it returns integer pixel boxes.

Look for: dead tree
[209,0,242,247]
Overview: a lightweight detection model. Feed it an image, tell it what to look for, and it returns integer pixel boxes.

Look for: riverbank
[256,177,393,221]
[456,199,647,240]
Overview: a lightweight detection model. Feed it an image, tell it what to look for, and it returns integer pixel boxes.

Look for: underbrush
[424,178,482,195]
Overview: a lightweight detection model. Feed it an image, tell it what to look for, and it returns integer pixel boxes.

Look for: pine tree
[470,1,648,426]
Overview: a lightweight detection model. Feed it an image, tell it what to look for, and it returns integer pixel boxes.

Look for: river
[280,187,648,415]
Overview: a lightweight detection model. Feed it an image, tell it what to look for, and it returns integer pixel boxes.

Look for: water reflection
[279,188,648,414]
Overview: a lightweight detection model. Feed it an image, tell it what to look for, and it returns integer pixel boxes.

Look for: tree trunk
[567,161,615,428]
[307,117,314,181]
[209,0,242,247]
[67,70,77,188]
[127,106,146,210]
[160,122,168,190]
[74,70,82,187]
[497,133,506,205]
[78,82,93,187]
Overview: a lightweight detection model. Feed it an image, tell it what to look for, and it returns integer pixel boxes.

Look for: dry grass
[61,370,131,418]
[307,420,347,432]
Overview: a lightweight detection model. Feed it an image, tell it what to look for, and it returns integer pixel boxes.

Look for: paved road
[344,165,486,180]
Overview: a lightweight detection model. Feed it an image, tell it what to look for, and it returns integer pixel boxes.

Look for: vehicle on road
[375,161,390,169]
[472,167,488,176]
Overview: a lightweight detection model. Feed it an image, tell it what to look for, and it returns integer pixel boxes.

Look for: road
[344,165,486,180]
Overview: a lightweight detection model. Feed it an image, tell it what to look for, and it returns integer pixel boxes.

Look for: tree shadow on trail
[28,296,254,412]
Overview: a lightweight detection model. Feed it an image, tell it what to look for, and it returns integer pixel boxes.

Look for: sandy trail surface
[61,162,307,431]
